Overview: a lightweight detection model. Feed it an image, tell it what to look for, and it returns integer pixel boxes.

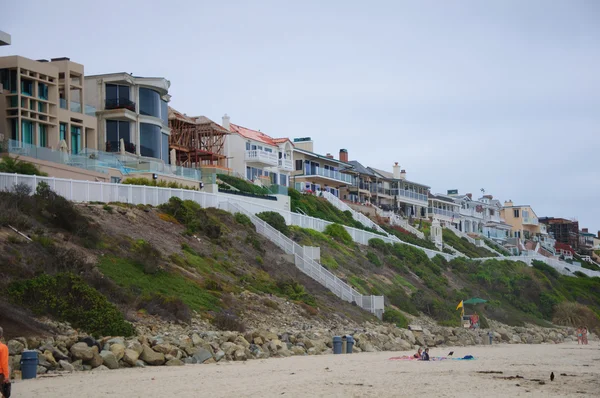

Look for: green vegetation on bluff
[441,229,498,258]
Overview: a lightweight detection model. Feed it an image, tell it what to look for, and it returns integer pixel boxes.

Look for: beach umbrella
[463,297,487,305]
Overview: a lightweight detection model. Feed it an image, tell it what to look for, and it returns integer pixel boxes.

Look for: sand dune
[14,342,600,397]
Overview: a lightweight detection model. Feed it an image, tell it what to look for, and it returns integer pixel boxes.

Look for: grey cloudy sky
[3,0,599,231]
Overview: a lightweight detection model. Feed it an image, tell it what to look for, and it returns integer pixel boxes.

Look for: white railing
[477,254,600,278]
[303,167,354,184]
[245,149,278,166]
[391,188,428,204]
[278,158,293,170]
[374,207,425,239]
[222,201,384,317]
[428,207,461,220]
[522,217,539,226]
[321,191,388,235]
[0,172,456,264]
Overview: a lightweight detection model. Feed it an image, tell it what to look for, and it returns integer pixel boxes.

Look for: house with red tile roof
[221,115,294,187]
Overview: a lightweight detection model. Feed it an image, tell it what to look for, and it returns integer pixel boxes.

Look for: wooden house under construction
[168,107,229,172]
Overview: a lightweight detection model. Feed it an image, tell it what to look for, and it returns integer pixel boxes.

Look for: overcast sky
[3,0,599,231]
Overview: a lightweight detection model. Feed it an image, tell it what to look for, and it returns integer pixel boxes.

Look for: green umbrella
[463,297,487,305]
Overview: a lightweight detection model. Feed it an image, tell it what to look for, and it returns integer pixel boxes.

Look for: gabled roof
[429,193,457,204]
[229,123,292,146]
[293,147,353,167]
[349,160,377,177]
[367,167,430,188]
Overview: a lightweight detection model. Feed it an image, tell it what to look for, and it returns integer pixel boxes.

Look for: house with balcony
[367,163,430,218]
[501,201,545,240]
[222,115,293,187]
[84,72,171,163]
[0,56,97,154]
[342,159,376,205]
[478,194,512,242]
[428,193,461,226]
[291,138,354,197]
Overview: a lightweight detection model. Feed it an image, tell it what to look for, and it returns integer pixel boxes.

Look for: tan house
[291,138,354,197]
[0,56,97,153]
[501,201,543,239]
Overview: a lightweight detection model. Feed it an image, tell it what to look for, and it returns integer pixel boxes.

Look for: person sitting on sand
[421,348,430,361]
[413,348,422,359]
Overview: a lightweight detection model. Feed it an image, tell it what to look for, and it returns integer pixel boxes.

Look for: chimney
[400,169,407,180]
[326,153,334,159]
[392,162,401,179]
[339,149,348,163]
[504,200,513,207]
[597,230,600,239]
[222,114,230,131]
[466,193,473,199]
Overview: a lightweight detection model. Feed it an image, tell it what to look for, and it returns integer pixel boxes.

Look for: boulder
[70,342,95,361]
[166,359,185,366]
[43,350,58,368]
[511,335,522,344]
[123,349,140,366]
[135,360,146,368]
[59,360,75,372]
[10,355,21,371]
[233,349,247,361]
[93,365,110,372]
[140,345,165,366]
[235,336,250,348]
[127,341,144,355]
[37,354,53,369]
[214,350,225,362]
[191,348,213,364]
[109,343,125,360]
[71,360,84,371]
[191,333,204,346]
[253,337,264,346]
[87,349,104,368]
[7,340,25,355]
[37,365,48,375]
[100,351,119,370]
[153,343,178,356]
[403,330,416,345]
[291,346,306,355]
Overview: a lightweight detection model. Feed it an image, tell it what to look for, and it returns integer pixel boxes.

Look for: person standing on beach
[488,330,493,345]
[577,328,582,345]
[0,326,10,396]
[582,327,588,345]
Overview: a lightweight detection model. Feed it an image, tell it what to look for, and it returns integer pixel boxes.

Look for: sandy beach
[13,342,599,397]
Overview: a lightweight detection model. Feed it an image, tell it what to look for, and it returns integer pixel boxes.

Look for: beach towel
[389,355,475,361]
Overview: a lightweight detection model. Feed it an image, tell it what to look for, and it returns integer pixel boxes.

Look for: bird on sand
[550,372,554,381]
[447,351,454,357]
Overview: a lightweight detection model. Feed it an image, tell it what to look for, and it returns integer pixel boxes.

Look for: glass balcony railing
[105,97,136,112]
[304,167,354,184]
[392,188,428,203]
[59,98,68,109]
[85,105,97,116]
[428,207,461,219]
[70,101,81,113]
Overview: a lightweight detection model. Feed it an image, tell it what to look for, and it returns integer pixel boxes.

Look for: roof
[349,161,377,177]
[293,147,353,167]
[229,123,292,147]
[367,167,431,188]
[429,193,458,204]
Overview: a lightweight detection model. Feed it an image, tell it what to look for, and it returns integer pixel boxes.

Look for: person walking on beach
[582,327,588,345]
[0,326,11,397]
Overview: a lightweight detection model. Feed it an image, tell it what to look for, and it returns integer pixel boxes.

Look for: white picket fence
[477,254,600,278]
[321,191,388,235]
[220,202,385,317]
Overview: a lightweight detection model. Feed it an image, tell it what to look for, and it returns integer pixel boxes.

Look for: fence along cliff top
[168,107,229,169]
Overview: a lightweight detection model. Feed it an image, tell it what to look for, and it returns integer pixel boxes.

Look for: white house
[222,115,293,187]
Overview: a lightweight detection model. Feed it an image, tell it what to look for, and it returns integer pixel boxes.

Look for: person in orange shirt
[0,326,10,395]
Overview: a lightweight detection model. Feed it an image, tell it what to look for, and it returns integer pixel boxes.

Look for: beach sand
[14,342,600,397]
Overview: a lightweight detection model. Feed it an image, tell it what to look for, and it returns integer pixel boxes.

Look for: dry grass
[553,301,600,334]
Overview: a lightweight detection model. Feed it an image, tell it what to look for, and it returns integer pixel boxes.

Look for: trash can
[341,336,347,354]
[21,350,39,380]
[346,335,354,354]
[333,336,343,354]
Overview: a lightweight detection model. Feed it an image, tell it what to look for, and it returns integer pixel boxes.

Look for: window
[71,126,81,154]
[295,159,303,170]
[21,121,33,144]
[161,133,169,163]
[105,84,130,101]
[59,123,67,142]
[21,79,33,96]
[38,83,48,100]
[10,119,18,141]
[280,174,287,187]
[140,123,162,158]
[522,210,529,219]
[0,69,18,92]
[513,209,520,218]
[38,124,47,147]
[264,147,273,153]
[106,120,131,152]
[139,87,161,118]
[246,142,251,150]
[161,100,168,126]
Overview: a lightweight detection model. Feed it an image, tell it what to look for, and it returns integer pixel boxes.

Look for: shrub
[213,311,246,332]
[299,302,318,316]
[0,156,48,176]
[368,238,390,254]
[256,211,289,236]
[103,204,113,213]
[131,239,162,274]
[234,212,253,227]
[324,223,352,245]
[8,273,134,337]
[553,302,600,334]
[159,197,222,239]
[366,251,382,267]
[137,293,191,323]
[383,308,408,328]
[276,280,317,306]
[262,298,280,310]
[532,260,560,279]
[217,174,270,195]
[158,212,179,224]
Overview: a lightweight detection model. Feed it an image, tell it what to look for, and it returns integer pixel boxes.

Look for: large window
[71,126,81,154]
[59,123,67,142]
[21,121,33,144]
[21,79,33,96]
[38,124,47,147]
[161,100,168,125]
[140,123,162,158]
[38,83,48,100]
[106,120,131,152]
[139,87,161,118]
[0,69,17,92]
[161,133,169,163]
[513,209,520,218]
[106,84,130,101]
